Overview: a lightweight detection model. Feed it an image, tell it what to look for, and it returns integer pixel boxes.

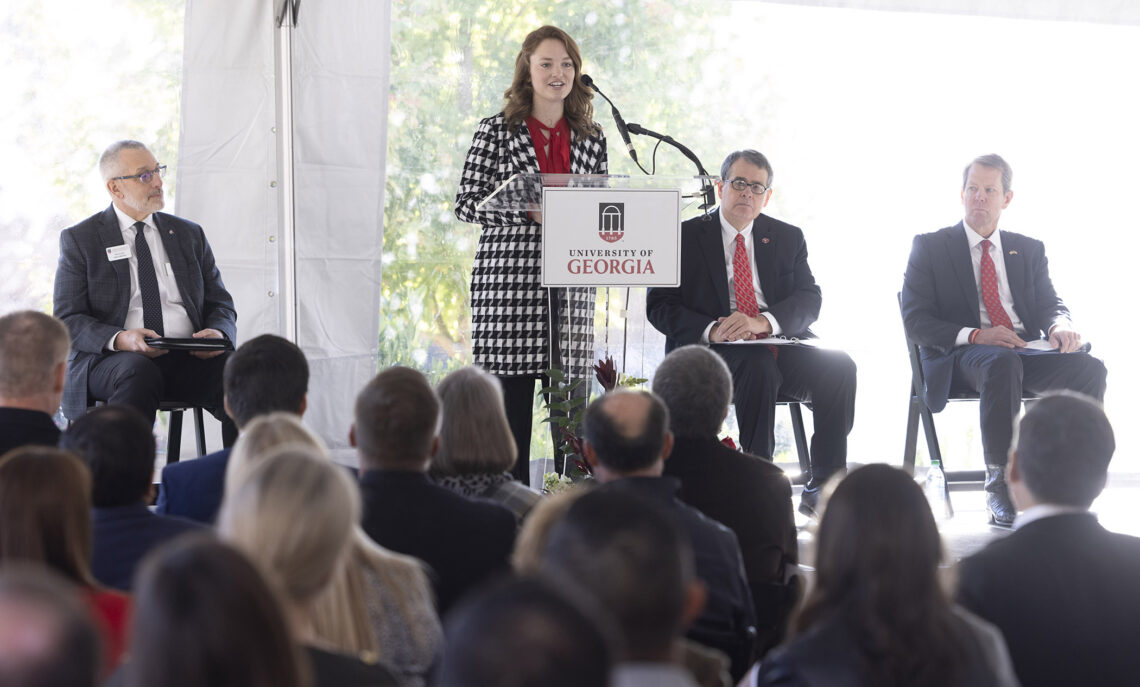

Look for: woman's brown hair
[502,25,598,140]
[0,447,95,586]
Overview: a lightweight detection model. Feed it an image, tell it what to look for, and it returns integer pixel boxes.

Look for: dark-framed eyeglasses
[728,178,769,195]
[112,165,167,184]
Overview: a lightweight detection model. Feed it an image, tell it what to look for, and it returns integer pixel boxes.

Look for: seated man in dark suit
[647,150,856,517]
[653,344,799,654]
[53,140,237,443]
[902,154,1106,525]
[582,389,757,682]
[541,486,705,687]
[60,405,204,591]
[155,334,308,523]
[0,311,70,455]
[957,392,1140,687]
[352,366,516,616]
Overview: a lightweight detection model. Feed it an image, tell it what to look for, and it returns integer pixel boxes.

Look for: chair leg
[903,397,921,475]
[788,403,811,478]
[919,406,943,466]
[166,409,183,464]
[193,407,206,457]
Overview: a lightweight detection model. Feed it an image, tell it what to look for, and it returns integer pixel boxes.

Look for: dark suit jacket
[665,435,798,652]
[957,512,1140,687]
[647,209,822,349]
[0,407,61,456]
[358,470,516,616]
[607,476,757,679]
[155,447,231,525]
[901,223,1069,411]
[91,502,206,591]
[53,205,237,419]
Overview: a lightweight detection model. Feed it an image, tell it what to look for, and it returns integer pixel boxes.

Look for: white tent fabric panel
[178,1,389,464]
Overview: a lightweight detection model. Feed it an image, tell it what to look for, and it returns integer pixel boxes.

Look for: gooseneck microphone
[581,74,638,164]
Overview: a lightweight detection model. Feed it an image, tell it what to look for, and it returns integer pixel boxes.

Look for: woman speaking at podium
[454,25,607,485]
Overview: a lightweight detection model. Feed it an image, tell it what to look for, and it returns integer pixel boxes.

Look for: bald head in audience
[581,389,673,481]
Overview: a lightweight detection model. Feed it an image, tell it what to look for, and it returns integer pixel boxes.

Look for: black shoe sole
[798,501,817,519]
[987,513,1014,529]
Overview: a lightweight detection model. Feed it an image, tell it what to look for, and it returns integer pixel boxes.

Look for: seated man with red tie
[900,153,1106,527]
[53,140,237,443]
[647,149,857,518]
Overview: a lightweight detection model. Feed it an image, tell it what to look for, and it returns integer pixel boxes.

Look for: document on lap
[712,336,821,347]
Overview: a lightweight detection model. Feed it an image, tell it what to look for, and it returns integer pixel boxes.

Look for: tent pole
[274,0,299,342]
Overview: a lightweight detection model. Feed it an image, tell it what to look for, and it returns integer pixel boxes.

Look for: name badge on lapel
[106,245,130,261]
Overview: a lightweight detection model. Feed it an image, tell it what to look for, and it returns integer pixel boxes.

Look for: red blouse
[525,116,571,174]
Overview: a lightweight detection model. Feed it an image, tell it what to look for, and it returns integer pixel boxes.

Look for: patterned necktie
[133,222,165,336]
[733,234,759,317]
[979,239,1013,330]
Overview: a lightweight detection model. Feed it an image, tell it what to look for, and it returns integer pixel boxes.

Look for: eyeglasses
[112,165,167,184]
[728,178,769,195]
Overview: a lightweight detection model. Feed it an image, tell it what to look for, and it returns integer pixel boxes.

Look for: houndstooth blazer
[455,113,607,378]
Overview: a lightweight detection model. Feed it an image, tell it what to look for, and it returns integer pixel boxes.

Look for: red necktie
[979,239,1013,330]
[733,234,759,317]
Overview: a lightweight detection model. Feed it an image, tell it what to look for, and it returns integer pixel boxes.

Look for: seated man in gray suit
[957,392,1140,687]
[53,140,237,442]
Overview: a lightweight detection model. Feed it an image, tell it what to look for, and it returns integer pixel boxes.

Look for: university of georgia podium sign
[540,187,681,287]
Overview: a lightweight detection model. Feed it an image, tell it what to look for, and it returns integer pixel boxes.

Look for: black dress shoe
[986,492,1015,528]
[798,487,821,519]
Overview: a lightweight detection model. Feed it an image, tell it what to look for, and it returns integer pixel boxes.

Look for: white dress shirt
[699,212,781,343]
[955,221,1026,346]
[107,205,194,349]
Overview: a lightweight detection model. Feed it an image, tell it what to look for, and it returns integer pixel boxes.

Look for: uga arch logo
[598,202,624,243]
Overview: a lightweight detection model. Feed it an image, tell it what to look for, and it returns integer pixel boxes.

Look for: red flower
[593,356,618,392]
[720,436,738,451]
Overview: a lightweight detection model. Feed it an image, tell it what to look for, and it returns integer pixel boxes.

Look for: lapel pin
[1008,250,1017,255]
[761,237,770,244]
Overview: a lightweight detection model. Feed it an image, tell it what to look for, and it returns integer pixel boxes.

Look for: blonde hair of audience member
[217,447,358,643]
[222,423,441,676]
[224,412,327,501]
[512,486,588,573]
[431,366,518,477]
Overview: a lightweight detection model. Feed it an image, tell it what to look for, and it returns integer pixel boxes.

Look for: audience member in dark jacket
[352,366,516,616]
[583,389,757,682]
[156,334,309,523]
[60,405,204,591]
[751,465,1018,687]
[654,345,799,653]
[958,392,1140,687]
[0,311,69,455]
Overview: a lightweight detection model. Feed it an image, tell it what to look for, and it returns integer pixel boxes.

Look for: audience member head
[432,366,518,478]
[223,334,309,429]
[651,345,732,439]
[59,405,155,508]
[1009,391,1115,510]
[224,412,326,501]
[0,310,70,413]
[0,447,95,586]
[795,464,966,685]
[504,26,595,139]
[352,366,439,472]
[0,566,100,687]
[582,389,672,480]
[512,486,589,574]
[217,446,359,620]
[124,535,307,687]
[541,486,703,662]
[438,575,615,687]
